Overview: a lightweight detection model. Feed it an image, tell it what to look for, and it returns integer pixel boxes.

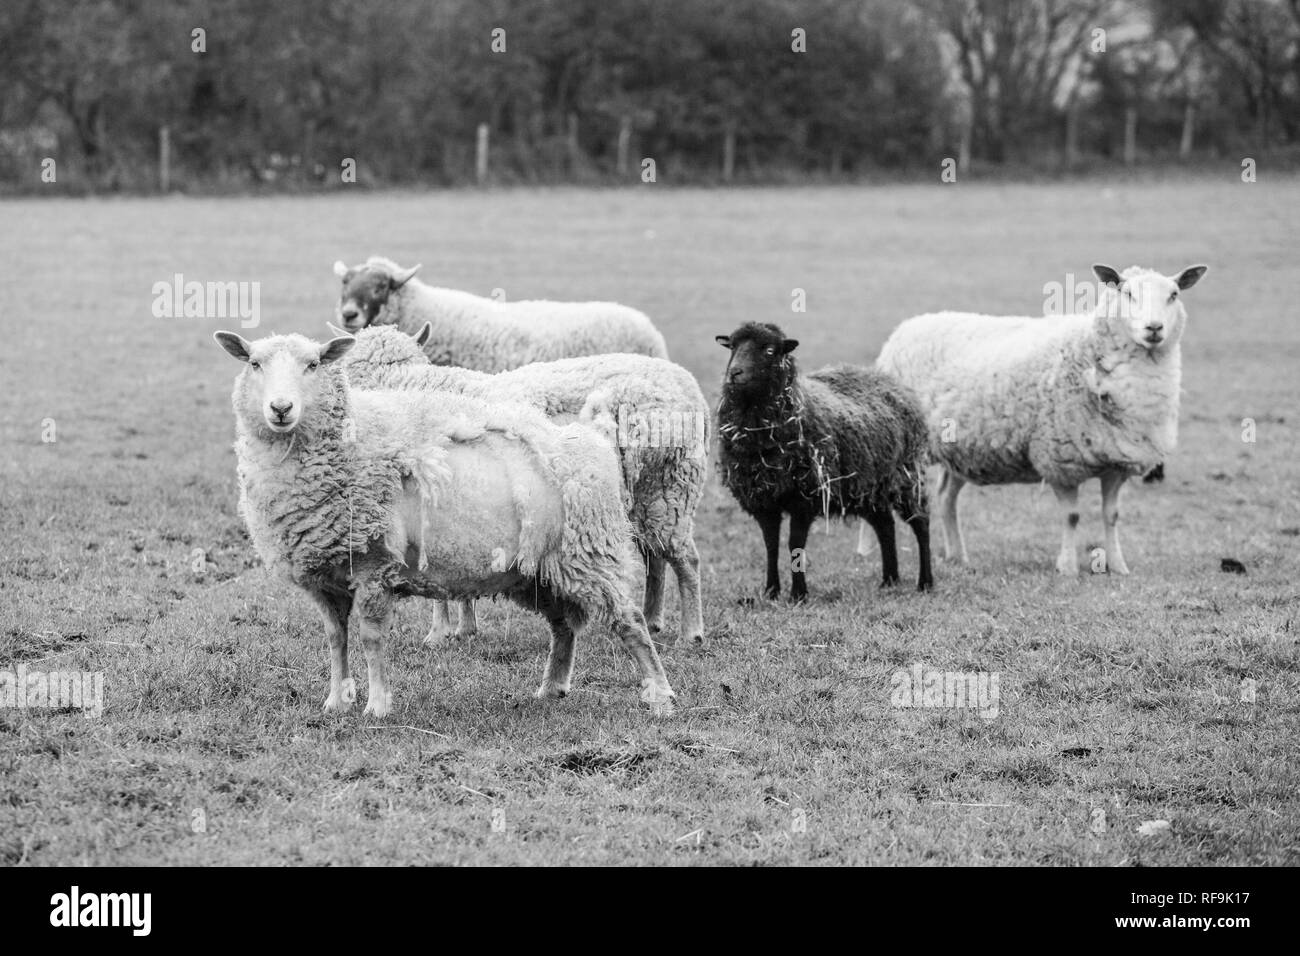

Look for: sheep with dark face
[332,256,668,372]
[715,322,933,601]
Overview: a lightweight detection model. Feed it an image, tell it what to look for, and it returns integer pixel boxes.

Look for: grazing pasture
[1,179,1297,865]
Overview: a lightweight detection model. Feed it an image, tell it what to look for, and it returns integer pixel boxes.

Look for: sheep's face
[332,259,422,332]
[1093,264,1207,351]
[215,332,355,435]
[716,323,799,400]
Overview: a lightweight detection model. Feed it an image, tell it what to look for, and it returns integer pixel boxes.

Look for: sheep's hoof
[879,577,900,589]
[535,684,569,700]
[1109,562,1131,576]
[423,625,454,647]
[1055,556,1079,576]
[323,677,357,713]
[790,591,808,605]
[917,577,934,592]
[763,586,780,600]
[640,680,676,718]
[363,690,392,718]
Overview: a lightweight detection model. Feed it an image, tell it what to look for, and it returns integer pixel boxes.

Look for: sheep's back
[877,310,1172,484]
[803,365,928,507]
[406,282,667,371]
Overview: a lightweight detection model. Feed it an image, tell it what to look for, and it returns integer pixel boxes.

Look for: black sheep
[715,322,933,601]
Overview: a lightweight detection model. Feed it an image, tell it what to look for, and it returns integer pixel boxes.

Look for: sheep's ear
[781,339,799,354]
[318,336,355,365]
[332,260,349,279]
[391,263,422,288]
[715,335,732,349]
[414,322,433,347]
[1174,264,1207,291]
[325,320,348,337]
[1093,264,1123,288]
[214,331,252,362]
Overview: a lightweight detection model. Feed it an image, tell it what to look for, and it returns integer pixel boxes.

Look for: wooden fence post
[476,123,489,184]
[1179,101,1195,159]
[1064,98,1080,168]
[566,113,579,172]
[1123,105,1137,166]
[722,120,736,182]
[159,125,171,193]
[617,116,631,175]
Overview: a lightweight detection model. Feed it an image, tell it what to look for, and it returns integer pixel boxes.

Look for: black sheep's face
[716,331,799,397]
[335,268,392,332]
[332,260,422,332]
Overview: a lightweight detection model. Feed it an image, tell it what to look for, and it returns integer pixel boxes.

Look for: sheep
[715,321,933,601]
[343,324,709,646]
[211,329,676,718]
[875,263,1208,575]
[331,256,668,371]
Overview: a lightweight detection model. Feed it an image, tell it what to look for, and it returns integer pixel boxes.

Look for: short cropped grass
[1,177,1297,864]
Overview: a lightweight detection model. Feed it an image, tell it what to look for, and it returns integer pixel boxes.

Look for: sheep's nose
[1145,322,1163,332]
[341,306,359,321]
[270,399,294,418]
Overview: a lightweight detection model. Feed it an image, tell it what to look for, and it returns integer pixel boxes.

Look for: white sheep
[876,263,1208,575]
[212,330,676,718]
[344,324,709,646]
[332,256,668,371]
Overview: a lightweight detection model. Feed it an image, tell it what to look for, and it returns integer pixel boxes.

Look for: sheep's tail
[578,390,636,508]
[579,388,711,554]
[542,425,636,624]
[404,444,453,570]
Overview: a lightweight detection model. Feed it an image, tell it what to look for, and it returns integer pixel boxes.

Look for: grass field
[2,178,1298,865]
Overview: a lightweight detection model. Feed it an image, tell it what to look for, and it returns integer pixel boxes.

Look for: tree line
[1,0,1297,191]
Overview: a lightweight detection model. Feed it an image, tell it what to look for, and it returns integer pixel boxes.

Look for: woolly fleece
[345,325,709,643]
[875,267,1185,486]
[338,256,669,372]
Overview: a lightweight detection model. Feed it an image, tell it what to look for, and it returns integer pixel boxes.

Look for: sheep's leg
[855,519,873,555]
[788,508,815,603]
[356,584,395,717]
[641,543,668,637]
[535,588,577,700]
[1051,483,1081,575]
[667,538,704,645]
[455,600,478,637]
[755,510,783,599]
[895,478,933,591]
[1100,471,1131,575]
[608,603,675,718]
[866,510,900,586]
[936,467,969,563]
[310,588,355,713]
[423,600,455,647]
[908,513,934,590]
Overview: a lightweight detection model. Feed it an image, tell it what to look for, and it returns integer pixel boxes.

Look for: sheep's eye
[307,361,319,371]
[764,346,776,356]
[249,360,261,370]
[1167,291,1178,303]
